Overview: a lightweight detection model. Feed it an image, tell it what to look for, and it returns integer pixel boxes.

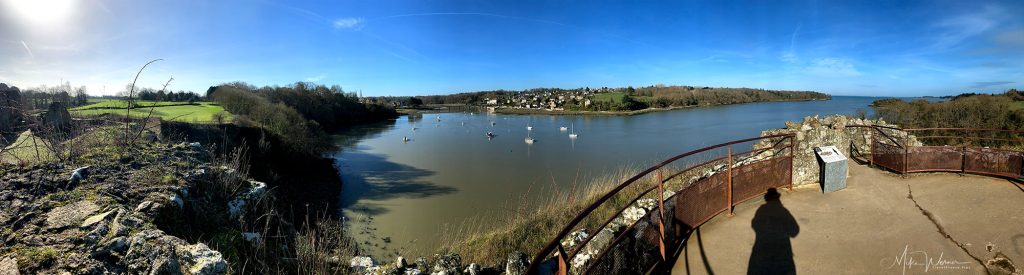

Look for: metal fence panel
[965,147,1024,178]
[906,146,963,172]
[872,140,905,173]
[731,157,793,204]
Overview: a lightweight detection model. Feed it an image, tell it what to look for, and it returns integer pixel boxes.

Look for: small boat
[525,131,535,144]
[486,132,495,139]
[569,123,578,139]
[491,122,496,126]
[527,126,533,131]
[412,127,418,131]
[403,136,410,142]
[461,122,465,126]
[436,116,441,121]
[559,126,568,131]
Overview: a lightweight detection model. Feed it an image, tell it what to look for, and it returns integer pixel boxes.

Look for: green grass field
[72,100,195,109]
[1011,101,1024,111]
[0,130,53,164]
[71,100,232,123]
[591,92,627,103]
[590,92,653,103]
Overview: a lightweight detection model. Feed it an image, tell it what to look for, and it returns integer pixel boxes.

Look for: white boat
[403,136,410,142]
[436,116,441,121]
[525,131,535,144]
[486,132,495,139]
[559,126,568,131]
[569,123,578,139]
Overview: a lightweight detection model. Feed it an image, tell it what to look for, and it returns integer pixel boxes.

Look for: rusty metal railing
[872,126,1024,177]
[527,133,795,274]
[858,126,1024,179]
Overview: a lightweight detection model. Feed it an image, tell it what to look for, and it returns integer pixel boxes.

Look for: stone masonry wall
[759,115,921,187]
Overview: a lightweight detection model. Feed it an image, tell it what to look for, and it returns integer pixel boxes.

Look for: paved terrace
[672,163,1024,274]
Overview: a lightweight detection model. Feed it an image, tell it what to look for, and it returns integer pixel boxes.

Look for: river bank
[494,98,829,116]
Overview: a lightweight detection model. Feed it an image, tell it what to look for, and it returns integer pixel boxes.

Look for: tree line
[208,82,398,155]
[374,85,830,111]
[871,89,1024,147]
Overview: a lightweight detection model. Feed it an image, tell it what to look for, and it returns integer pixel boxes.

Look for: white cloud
[930,5,1000,50]
[807,58,861,77]
[305,74,327,82]
[780,52,798,63]
[333,17,364,29]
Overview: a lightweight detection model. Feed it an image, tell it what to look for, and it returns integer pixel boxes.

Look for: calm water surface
[332,96,885,257]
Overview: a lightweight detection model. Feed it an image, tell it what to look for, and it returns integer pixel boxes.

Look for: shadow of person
[747,188,800,275]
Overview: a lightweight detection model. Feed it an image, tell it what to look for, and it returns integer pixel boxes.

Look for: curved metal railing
[527,133,796,274]
[528,125,1024,274]
[864,126,1024,179]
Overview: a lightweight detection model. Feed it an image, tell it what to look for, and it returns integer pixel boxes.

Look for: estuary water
[332,96,885,257]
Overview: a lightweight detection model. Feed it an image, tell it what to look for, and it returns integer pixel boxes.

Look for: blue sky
[1,0,1021,96]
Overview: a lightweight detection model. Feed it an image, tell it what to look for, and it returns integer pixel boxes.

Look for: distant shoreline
[492,98,829,116]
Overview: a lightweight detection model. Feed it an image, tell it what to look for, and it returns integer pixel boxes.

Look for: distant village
[484,89,599,110]
[363,87,629,111]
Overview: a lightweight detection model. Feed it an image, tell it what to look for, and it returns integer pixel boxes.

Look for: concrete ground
[670,163,1024,275]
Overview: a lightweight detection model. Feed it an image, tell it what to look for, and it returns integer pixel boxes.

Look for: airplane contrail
[20,41,34,59]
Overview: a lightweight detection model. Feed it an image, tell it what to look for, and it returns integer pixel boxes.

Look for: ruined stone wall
[759,115,921,187]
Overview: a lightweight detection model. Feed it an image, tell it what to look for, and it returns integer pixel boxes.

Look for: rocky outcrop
[345,252,531,275]
[0,142,230,274]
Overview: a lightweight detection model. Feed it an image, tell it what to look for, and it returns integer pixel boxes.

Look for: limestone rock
[46,200,100,229]
[0,256,18,275]
[93,236,128,258]
[177,243,228,275]
[350,256,375,273]
[463,263,480,275]
[415,257,430,271]
[124,230,182,274]
[505,252,528,275]
[560,229,589,251]
[395,256,407,268]
[431,253,461,275]
[80,210,114,228]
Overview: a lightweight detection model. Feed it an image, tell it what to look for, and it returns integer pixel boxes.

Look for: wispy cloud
[970,81,1013,88]
[305,74,327,82]
[993,28,1024,46]
[780,24,801,63]
[929,5,1000,50]
[333,17,365,30]
[20,41,34,59]
[807,58,861,77]
[780,52,798,64]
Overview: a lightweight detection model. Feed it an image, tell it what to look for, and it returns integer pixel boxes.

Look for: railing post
[903,133,909,174]
[868,127,874,167]
[961,136,967,175]
[726,145,734,216]
[657,168,666,261]
[556,244,568,275]
[788,136,794,191]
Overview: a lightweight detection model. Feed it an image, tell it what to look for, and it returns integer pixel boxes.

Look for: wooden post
[727,145,734,216]
[657,168,666,261]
